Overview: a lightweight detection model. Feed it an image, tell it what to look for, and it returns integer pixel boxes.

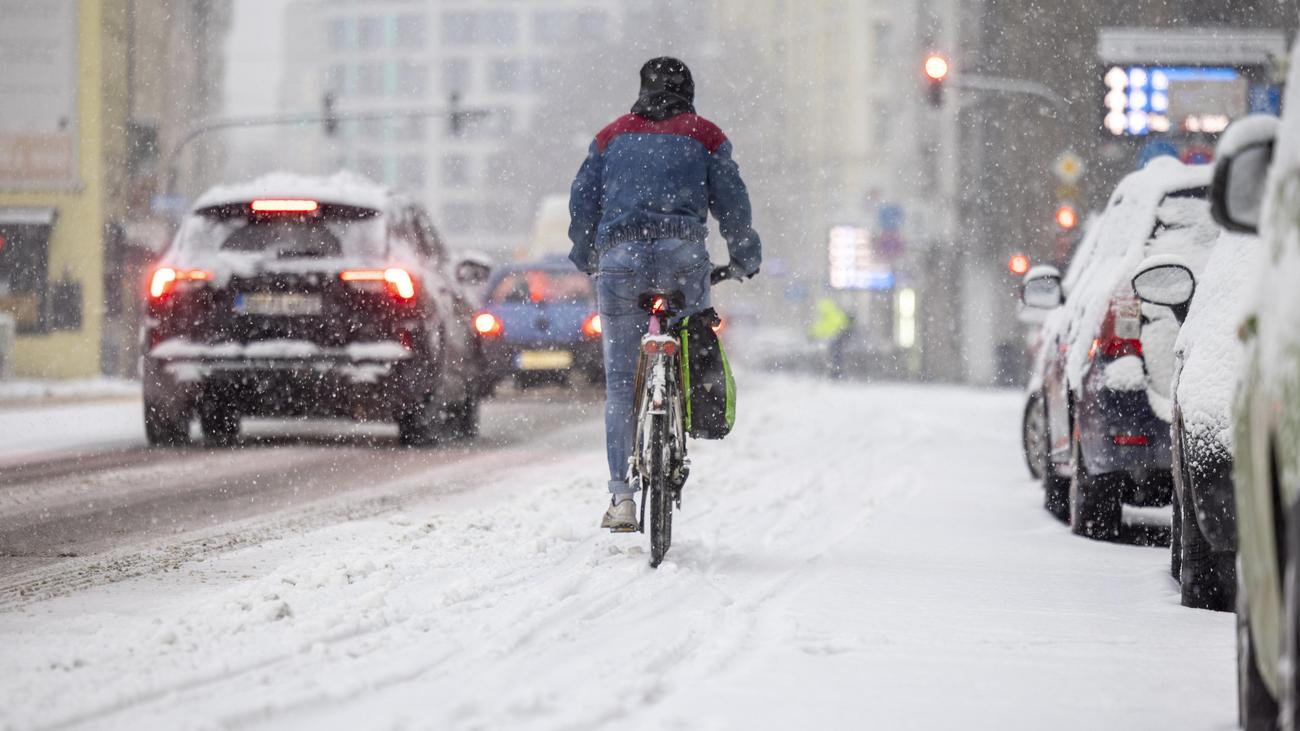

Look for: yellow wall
[1,0,127,378]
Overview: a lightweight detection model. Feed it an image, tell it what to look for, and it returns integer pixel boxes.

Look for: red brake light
[251,199,319,213]
[582,313,602,338]
[651,297,667,314]
[1090,298,1143,360]
[340,268,417,300]
[149,266,211,299]
[1113,434,1149,446]
[711,317,725,334]
[474,312,503,337]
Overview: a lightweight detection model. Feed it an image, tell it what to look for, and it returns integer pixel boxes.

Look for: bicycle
[628,266,733,567]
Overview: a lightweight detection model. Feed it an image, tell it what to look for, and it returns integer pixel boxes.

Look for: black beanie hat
[631,57,695,121]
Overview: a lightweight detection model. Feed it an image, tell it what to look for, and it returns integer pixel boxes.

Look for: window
[872,20,892,66]
[357,16,383,50]
[442,58,471,93]
[413,208,447,262]
[395,14,426,47]
[398,156,427,190]
[442,11,516,45]
[356,62,384,96]
[327,17,352,50]
[484,153,512,186]
[534,10,607,43]
[489,58,540,92]
[442,154,470,185]
[441,201,476,232]
[396,61,429,95]
[396,115,426,142]
[325,64,346,95]
[361,117,386,141]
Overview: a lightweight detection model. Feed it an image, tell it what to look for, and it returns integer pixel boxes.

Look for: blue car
[474,258,603,390]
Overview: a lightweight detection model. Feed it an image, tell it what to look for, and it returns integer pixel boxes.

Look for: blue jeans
[596,239,712,494]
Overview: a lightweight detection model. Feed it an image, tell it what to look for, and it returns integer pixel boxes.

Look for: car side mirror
[1021,265,1063,310]
[1132,255,1196,323]
[1210,115,1278,234]
[455,254,492,286]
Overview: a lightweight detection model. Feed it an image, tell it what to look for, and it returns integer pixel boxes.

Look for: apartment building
[277,0,621,257]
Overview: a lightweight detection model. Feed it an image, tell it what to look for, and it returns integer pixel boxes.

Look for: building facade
[276,0,622,259]
[0,0,128,378]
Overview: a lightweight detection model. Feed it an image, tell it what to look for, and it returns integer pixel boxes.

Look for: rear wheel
[448,394,480,440]
[144,398,190,446]
[1240,568,1281,731]
[648,414,673,568]
[397,395,441,447]
[1180,485,1235,611]
[199,398,239,445]
[1069,435,1122,541]
[1170,487,1183,581]
[1023,393,1048,480]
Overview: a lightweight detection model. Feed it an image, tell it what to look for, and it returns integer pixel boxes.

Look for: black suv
[141,173,491,446]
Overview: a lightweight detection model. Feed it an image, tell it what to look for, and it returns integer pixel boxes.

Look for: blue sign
[1138,139,1179,168]
[877,203,904,232]
[1249,85,1282,115]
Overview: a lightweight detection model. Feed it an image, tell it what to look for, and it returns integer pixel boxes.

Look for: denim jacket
[567,113,761,277]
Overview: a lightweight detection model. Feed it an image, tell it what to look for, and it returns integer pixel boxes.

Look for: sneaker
[600,495,637,533]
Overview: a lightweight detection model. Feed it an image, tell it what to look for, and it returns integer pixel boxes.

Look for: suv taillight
[149,266,211,299]
[340,268,417,301]
[1090,296,1143,360]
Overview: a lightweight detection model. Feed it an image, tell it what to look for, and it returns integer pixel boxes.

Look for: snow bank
[0,377,139,402]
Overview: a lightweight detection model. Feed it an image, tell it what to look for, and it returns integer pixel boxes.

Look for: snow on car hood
[1062,158,1212,391]
[191,170,391,212]
[1174,232,1260,456]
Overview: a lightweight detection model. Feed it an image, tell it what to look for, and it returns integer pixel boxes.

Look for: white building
[276,0,620,257]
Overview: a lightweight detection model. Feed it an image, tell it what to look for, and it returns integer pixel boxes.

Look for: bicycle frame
[629,308,689,561]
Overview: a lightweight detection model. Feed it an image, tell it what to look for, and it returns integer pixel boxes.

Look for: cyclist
[567,56,762,531]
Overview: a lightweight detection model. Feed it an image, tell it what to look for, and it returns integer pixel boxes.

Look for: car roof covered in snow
[191,171,394,213]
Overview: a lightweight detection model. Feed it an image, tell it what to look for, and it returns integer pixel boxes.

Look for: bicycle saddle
[638,291,687,315]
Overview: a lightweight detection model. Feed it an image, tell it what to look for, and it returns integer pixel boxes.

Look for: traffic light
[923,54,949,107]
[1054,204,1078,230]
[321,92,338,137]
[1008,253,1031,276]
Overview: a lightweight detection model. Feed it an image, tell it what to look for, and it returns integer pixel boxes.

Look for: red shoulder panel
[594,113,728,154]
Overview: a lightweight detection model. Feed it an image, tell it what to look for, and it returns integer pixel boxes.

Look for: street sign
[1052,151,1085,184]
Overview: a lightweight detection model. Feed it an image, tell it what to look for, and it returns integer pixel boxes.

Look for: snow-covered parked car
[141,172,491,446]
[1132,231,1259,612]
[1024,158,1215,540]
[1209,104,1300,726]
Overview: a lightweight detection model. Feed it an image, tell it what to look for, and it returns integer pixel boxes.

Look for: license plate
[518,350,573,370]
[235,293,323,316]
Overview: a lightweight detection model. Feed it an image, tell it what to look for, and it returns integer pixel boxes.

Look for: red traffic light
[1054,205,1078,230]
[924,54,949,81]
[1008,253,1031,276]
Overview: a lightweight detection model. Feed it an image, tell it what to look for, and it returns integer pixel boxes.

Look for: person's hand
[711,263,758,284]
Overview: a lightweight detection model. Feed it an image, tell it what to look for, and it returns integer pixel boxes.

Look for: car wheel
[1069,434,1122,541]
[448,395,480,440]
[1022,393,1048,480]
[1240,565,1281,731]
[1170,487,1183,581]
[199,398,240,446]
[1180,482,1235,611]
[1282,497,1300,730]
[144,398,191,447]
[397,395,441,447]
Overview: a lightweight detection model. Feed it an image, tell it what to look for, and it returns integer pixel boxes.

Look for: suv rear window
[489,270,593,304]
[180,204,386,258]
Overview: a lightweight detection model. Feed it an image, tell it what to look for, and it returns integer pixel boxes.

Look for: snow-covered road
[0,377,1233,730]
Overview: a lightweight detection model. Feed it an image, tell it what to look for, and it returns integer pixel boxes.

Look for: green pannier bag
[678,308,736,439]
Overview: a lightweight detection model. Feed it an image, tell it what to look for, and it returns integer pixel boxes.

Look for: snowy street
[0,376,1234,730]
